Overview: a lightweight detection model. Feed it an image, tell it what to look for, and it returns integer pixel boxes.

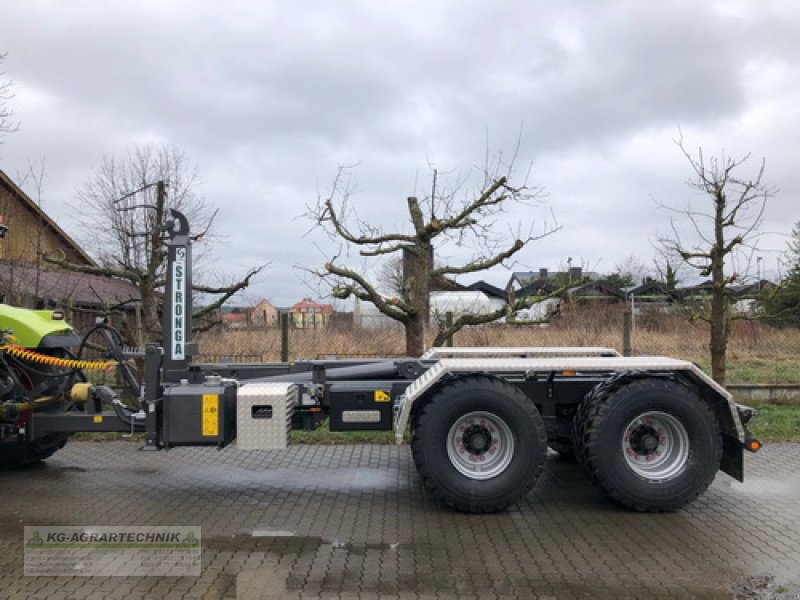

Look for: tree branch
[42,254,139,282]
[432,239,524,277]
[321,197,415,246]
[359,242,411,257]
[192,266,265,319]
[435,177,509,230]
[324,260,410,321]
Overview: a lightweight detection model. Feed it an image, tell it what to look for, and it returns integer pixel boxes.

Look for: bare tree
[652,247,685,290]
[604,254,651,288]
[377,255,406,298]
[310,159,558,357]
[45,144,263,345]
[0,54,18,143]
[658,139,775,385]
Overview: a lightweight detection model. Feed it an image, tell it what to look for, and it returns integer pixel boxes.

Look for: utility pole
[757,256,763,291]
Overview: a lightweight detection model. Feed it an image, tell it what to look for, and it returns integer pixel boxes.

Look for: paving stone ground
[1,441,799,599]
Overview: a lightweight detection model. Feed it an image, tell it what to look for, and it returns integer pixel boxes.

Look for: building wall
[290,298,333,329]
[0,172,142,340]
[430,291,505,317]
[353,297,396,329]
[251,300,278,327]
[512,297,560,322]
[291,309,330,329]
[0,174,92,267]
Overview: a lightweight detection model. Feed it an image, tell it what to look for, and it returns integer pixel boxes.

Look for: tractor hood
[0,304,80,349]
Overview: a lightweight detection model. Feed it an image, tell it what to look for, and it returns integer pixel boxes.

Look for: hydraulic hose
[92,385,145,431]
[0,344,119,370]
[111,399,145,431]
[0,326,141,423]
[0,396,55,421]
[75,323,141,399]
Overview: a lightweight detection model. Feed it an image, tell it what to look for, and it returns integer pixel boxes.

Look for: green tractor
[0,303,135,467]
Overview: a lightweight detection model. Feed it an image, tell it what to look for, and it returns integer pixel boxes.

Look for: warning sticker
[202,395,219,437]
[373,390,391,403]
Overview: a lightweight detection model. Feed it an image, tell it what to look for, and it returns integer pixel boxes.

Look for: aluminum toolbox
[236,382,297,450]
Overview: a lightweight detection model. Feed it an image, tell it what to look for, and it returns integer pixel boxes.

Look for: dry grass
[195,304,800,384]
[196,326,405,362]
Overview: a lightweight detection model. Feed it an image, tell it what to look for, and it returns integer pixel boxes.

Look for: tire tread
[412,376,547,513]
[574,376,721,512]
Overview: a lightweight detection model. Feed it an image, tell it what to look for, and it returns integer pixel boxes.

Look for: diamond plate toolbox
[236,382,297,450]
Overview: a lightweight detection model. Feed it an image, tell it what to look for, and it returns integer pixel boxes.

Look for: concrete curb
[727,384,800,406]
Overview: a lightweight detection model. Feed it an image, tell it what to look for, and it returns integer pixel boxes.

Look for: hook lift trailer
[1,210,761,513]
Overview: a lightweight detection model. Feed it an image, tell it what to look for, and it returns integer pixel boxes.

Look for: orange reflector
[309,407,321,412]
[562,370,576,376]
[748,440,762,452]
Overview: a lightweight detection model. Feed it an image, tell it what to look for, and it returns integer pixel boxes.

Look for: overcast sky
[1,0,798,307]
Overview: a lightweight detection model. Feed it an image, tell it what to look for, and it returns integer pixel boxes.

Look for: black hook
[163,209,190,238]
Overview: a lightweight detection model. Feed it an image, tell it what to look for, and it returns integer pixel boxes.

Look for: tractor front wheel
[0,433,69,469]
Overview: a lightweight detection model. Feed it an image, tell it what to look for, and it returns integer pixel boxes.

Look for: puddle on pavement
[252,530,296,537]
[213,467,400,492]
[205,530,401,555]
[327,539,399,554]
[247,529,401,554]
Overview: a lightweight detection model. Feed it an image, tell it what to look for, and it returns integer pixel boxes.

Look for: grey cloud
[1,0,798,304]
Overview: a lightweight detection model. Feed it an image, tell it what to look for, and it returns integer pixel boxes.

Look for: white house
[353,283,508,329]
[430,290,506,319]
[509,297,561,322]
[353,297,397,329]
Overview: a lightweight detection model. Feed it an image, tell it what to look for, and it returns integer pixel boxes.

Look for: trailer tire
[575,377,721,512]
[0,433,69,469]
[411,376,547,513]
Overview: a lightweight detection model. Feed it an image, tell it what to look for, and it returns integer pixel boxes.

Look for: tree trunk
[405,313,425,357]
[404,238,432,357]
[710,193,729,386]
[139,280,160,346]
[709,288,728,386]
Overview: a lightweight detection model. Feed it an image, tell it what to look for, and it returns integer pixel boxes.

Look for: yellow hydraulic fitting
[70,383,92,404]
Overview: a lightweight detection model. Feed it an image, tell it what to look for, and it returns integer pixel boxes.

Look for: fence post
[445,311,454,347]
[622,307,632,357]
[280,311,290,362]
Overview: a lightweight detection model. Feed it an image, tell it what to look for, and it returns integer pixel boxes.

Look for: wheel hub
[622,411,690,481]
[447,411,514,480]
[628,425,661,455]
[462,424,492,455]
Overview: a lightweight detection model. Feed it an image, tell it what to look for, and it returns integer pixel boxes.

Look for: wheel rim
[622,411,689,481]
[446,411,515,480]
